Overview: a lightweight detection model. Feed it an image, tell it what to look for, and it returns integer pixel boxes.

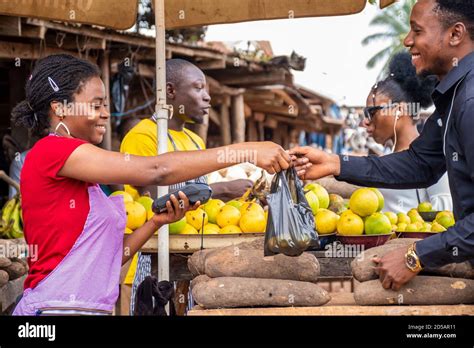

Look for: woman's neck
[393,125,419,152]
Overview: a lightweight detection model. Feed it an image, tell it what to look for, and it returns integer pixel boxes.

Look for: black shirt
[337,51,474,268]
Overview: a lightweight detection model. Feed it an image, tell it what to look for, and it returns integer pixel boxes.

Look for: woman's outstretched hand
[289,146,341,180]
[249,142,292,174]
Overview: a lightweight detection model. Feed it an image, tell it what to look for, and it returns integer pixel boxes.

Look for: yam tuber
[192,276,331,309]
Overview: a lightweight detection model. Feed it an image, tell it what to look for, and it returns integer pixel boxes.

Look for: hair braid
[11,54,100,136]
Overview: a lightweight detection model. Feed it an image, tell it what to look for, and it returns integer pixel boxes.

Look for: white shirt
[379,173,452,214]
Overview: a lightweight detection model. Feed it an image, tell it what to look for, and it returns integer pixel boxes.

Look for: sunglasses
[363,105,392,122]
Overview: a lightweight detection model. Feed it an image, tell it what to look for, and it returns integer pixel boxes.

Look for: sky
[205,3,400,106]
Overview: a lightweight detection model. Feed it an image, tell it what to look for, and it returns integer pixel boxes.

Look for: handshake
[249,142,342,180]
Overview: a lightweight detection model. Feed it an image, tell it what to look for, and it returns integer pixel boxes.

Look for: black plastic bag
[264,168,319,257]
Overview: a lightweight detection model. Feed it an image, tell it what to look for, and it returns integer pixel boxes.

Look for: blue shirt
[9,151,28,199]
[336,51,474,268]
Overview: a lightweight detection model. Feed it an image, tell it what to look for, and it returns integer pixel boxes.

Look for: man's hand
[288,146,341,180]
[151,191,200,227]
[373,246,420,291]
[249,142,291,174]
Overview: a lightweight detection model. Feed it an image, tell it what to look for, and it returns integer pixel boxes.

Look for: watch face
[406,255,417,268]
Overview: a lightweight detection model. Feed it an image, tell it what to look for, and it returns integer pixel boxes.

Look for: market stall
[0,0,399,291]
[135,182,474,316]
[0,172,28,314]
[140,233,474,316]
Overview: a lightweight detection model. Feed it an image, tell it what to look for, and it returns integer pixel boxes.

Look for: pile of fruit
[306,185,394,236]
[177,176,270,235]
[111,189,268,236]
[171,199,268,235]
[115,179,455,237]
[109,191,153,235]
[304,183,454,236]
[0,195,23,239]
[304,183,345,235]
[335,187,391,236]
[394,202,454,233]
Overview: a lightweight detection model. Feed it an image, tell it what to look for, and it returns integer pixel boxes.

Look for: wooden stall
[0,17,343,154]
[0,16,346,310]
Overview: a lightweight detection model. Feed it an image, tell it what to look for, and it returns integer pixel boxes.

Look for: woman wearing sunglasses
[361,52,452,213]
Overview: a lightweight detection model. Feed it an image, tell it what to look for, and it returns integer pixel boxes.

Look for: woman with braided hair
[11,54,291,315]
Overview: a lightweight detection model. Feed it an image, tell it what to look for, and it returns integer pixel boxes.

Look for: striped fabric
[130,176,208,315]
[130,128,207,315]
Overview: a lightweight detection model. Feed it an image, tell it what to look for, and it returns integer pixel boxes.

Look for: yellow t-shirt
[120,118,206,198]
[120,118,206,284]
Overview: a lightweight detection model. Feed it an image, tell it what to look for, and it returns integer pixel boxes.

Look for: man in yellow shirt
[121,60,252,200]
[121,59,253,314]
[120,115,208,198]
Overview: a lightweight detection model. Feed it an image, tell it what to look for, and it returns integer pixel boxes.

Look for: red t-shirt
[21,135,92,290]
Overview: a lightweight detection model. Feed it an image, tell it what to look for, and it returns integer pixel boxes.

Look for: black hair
[435,0,474,40]
[166,58,199,87]
[11,54,101,136]
[371,52,438,115]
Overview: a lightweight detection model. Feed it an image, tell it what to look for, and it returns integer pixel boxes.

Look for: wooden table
[188,292,474,316]
[141,233,265,254]
[135,237,474,316]
[141,235,353,281]
[138,235,354,315]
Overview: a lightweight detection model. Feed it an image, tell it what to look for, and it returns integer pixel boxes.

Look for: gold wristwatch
[405,243,423,272]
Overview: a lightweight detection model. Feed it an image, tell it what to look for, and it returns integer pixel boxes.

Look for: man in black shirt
[291,0,474,290]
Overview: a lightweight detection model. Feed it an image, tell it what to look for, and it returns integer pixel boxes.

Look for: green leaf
[366,46,393,69]
[362,0,416,73]
[361,32,397,46]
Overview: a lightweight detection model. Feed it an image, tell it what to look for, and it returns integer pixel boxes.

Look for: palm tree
[362,0,416,75]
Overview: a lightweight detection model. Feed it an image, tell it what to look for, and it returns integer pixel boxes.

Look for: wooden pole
[231,94,245,143]
[247,119,258,142]
[220,96,231,145]
[257,121,265,141]
[281,123,289,149]
[272,121,282,145]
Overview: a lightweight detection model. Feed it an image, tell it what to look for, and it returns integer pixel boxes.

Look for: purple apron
[13,185,126,315]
